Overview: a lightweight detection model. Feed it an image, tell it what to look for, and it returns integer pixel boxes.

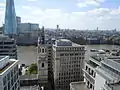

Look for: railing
[102,84,112,90]
[84,71,95,84]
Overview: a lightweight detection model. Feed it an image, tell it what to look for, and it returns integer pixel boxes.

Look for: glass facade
[4,0,17,35]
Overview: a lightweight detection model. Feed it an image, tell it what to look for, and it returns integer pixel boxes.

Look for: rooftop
[102,58,120,72]
[20,75,37,80]
[0,56,5,60]
[54,39,84,47]
[0,61,14,74]
[0,56,18,75]
[91,56,103,62]
[70,81,89,90]
[86,60,98,68]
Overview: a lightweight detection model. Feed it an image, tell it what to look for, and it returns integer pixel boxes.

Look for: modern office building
[37,26,54,90]
[95,56,120,90]
[16,16,21,24]
[16,16,21,34]
[0,56,19,90]
[19,23,39,33]
[4,0,17,35]
[0,35,17,59]
[0,26,3,34]
[53,39,85,90]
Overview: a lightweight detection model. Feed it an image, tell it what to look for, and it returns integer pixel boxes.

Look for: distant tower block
[57,25,59,30]
[4,0,17,35]
[97,27,99,30]
[39,26,45,45]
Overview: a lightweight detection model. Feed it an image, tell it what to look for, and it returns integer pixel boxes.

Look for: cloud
[22,6,31,10]
[0,2,5,8]
[19,6,120,30]
[27,0,37,2]
[77,0,105,8]
[1,1,120,30]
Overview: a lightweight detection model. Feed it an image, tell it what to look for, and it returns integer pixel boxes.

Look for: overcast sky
[0,0,120,30]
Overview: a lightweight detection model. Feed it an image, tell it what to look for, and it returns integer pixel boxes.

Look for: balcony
[83,70,95,85]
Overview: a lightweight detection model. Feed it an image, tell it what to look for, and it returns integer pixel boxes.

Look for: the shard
[4,0,17,35]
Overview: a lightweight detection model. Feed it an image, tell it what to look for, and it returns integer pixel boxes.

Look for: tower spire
[4,0,17,36]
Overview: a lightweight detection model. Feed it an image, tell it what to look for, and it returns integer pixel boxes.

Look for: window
[3,76,6,85]
[42,63,44,67]
[7,73,10,81]
[38,48,41,53]
[42,49,44,53]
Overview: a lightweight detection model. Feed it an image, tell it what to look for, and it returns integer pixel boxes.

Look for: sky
[0,0,120,30]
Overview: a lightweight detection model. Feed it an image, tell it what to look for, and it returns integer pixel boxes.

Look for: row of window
[60,60,82,64]
[38,48,46,53]
[3,65,19,85]
[86,80,94,90]
[58,71,81,76]
[60,53,84,56]
[57,47,84,51]
[60,57,85,62]
[85,65,96,78]
[4,80,20,90]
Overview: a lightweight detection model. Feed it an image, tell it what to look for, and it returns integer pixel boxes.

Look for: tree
[27,63,38,74]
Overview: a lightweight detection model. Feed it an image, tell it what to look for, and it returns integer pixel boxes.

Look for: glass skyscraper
[4,0,17,35]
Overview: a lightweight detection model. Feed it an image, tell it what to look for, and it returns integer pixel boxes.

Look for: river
[17,45,120,65]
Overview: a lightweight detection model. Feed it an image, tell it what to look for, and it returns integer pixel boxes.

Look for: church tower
[37,26,48,87]
[37,26,54,90]
[37,45,48,85]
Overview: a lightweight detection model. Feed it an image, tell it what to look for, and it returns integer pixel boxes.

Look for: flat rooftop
[20,75,37,80]
[0,56,18,75]
[54,39,84,47]
[91,53,107,62]
[0,56,5,60]
[70,81,89,90]
[86,60,98,68]
[0,61,15,74]
[91,55,103,62]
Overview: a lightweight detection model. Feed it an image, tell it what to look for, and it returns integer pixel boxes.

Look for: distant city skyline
[0,0,120,29]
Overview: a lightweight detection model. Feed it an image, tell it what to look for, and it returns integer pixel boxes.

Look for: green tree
[28,63,38,74]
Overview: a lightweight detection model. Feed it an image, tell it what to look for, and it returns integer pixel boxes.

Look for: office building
[0,26,3,34]
[0,35,17,59]
[0,56,19,90]
[4,0,17,35]
[37,26,54,90]
[16,16,21,24]
[53,39,85,90]
[95,56,120,90]
[16,16,21,34]
[19,23,39,33]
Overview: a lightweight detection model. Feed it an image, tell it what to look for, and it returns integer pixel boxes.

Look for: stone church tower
[37,26,54,90]
[37,45,48,85]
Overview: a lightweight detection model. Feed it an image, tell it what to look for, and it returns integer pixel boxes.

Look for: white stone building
[53,39,85,90]
[95,56,120,90]
[0,56,19,90]
[83,53,106,90]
